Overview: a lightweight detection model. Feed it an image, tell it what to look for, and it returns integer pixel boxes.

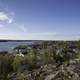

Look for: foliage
[14,45,28,49]
[12,55,23,71]
[26,49,36,68]
[42,50,52,64]
[0,54,14,80]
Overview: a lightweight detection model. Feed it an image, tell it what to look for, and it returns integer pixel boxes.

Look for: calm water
[0,41,33,51]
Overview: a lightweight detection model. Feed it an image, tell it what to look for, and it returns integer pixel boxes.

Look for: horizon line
[0,34,80,41]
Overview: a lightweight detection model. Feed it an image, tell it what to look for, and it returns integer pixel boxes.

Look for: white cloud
[19,25,27,32]
[0,12,8,20]
[8,18,13,23]
[0,11,27,33]
[0,12,13,24]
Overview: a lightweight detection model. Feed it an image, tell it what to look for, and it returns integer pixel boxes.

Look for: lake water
[0,41,33,51]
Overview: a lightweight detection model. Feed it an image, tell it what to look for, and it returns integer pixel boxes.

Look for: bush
[26,50,36,68]
[0,54,14,80]
[42,50,52,64]
[12,55,23,71]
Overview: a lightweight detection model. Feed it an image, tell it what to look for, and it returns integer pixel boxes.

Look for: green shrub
[0,54,14,80]
[42,50,52,64]
[26,50,36,68]
[12,55,23,71]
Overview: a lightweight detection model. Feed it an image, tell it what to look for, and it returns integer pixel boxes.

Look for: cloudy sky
[0,0,80,40]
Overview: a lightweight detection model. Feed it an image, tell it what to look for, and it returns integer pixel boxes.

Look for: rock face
[9,61,80,80]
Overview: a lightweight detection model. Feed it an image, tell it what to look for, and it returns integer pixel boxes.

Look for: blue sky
[0,0,80,40]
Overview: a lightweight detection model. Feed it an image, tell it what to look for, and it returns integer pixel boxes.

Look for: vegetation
[12,55,23,71]
[0,40,80,80]
[26,49,37,68]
